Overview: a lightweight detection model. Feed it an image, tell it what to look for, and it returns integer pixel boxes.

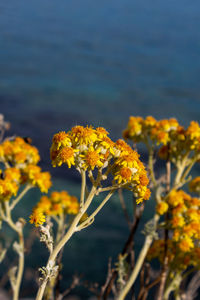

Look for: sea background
[0,0,200,298]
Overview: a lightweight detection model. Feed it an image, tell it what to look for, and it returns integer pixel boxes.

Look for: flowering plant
[0,114,200,300]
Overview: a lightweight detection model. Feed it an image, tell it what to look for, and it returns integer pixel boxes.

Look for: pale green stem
[181,157,196,183]
[173,153,190,188]
[77,190,115,231]
[0,202,6,220]
[10,185,32,210]
[117,214,159,300]
[97,186,120,193]
[36,185,97,300]
[148,146,157,188]
[173,157,196,190]
[163,273,182,300]
[80,170,86,208]
[55,214,65,244]
[5,202,24,300]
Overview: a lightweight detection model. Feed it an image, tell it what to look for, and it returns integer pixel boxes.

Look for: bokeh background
[0,0,200,298]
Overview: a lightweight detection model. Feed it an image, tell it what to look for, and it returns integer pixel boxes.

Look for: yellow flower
[179,237,194,252]
[51,203,63,215]
[34,172,52,193]
[4,168,21,183]
[66,196,79,214]
[82,147,104,170]
[0,179,19,201]
[167,190,184,207]
[29,209,46,227]
[70,125,97,146]
[96,127,109,139]
[114,167,132,184]
[186,121,200,140]
[37,196,52,214]
[58,147,76,168]
[156,202,169,215]
[171,216,185,228]
[116,151,140,169]
[52,131,71,149]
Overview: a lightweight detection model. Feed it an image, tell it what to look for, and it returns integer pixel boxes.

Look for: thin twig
[118,189,132,229]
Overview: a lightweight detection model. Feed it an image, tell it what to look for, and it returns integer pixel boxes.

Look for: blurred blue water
[0,0,200,296]
[0,0,200,146]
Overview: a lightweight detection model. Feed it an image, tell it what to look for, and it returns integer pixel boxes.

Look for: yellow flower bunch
[29,209,46,227]
[0,137,40,166]
[155,189,200,255]
[50,126,150,204]
[123,116,200,164]
[0,137,52,201]
[123,116,178,145]
[0,167,21,201]
[30,191,79,226]
[22,165,52,193]
[147,239,175,264]
[147,239,200,271]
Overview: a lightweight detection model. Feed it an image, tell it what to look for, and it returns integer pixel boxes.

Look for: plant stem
[117,215,159,300]
[163,273,182,300]
[148,146,157,188]
[10,185,32,210]
[36,185,97,300]
[117,237,152,300]
[5,202,24,300]
[77,190,115,231]
[80,171,86,208]
[14,231,24,300]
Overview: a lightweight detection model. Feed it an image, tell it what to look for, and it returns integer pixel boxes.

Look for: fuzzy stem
[36,185,97,300]
[80,171,86,208]
[10,185,32,210]
[5,202,24,300]
[148,146,157,188]
[77,190,115,231]
[117,214,159,300]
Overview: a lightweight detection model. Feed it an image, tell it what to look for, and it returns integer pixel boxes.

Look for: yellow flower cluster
[0,137,52,201]
[153,189,200,270]
[147,238,200,271]
[147,239,175,264]
[0,168,21,201]
[167,190,200,253]
[0,137,40,166]
[123,116,200,163]
[29,191,79,226]
[22,165,52,193]
[50,126,151,204]
[123,116,178,145]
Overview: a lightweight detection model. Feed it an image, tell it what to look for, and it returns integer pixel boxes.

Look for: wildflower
[179,237,194,252]
[114,167,132,184]
[29,209,46,227]
[171,216,185,228]
[70,125,97,146]
[50,125,150,204]
[58,147,76,168]
[156,202,169,215]
[52,131,71,149]
[81,147,104,170]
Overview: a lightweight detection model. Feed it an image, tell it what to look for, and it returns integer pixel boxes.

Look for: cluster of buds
[50,126,150,204]
[29,191,79,227]
[0,137,52,202]
[123,116,200,165]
